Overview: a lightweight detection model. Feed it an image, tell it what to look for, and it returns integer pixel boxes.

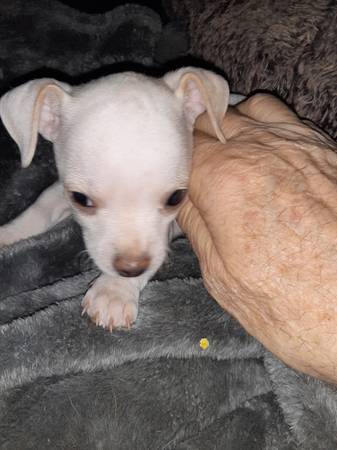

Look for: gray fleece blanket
[1,1,337,448]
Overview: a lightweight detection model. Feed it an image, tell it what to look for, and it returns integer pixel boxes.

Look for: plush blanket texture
[164,0,337,140]
[1,0,337,448]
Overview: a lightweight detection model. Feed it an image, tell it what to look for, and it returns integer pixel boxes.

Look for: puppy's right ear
[0,79,71,168]
[164,67,229,143]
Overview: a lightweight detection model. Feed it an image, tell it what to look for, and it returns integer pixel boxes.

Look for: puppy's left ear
[163,67,229,143]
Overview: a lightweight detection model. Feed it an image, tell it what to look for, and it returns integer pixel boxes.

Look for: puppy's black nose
[113,253,151,277]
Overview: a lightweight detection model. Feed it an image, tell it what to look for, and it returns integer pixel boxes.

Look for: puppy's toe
[105,298,138,329]
[123,302,138,329]
[82,284,138,331]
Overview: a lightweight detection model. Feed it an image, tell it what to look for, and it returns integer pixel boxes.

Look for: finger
[236,93,301,124]
[196,94,301,141]
[180,173,231,268]
[177,198,231,305]
[221,94,302,139]
[196,107,254,140]
[177,198,213,265]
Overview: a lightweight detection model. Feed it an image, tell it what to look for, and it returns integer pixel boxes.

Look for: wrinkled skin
[178,94,337,383]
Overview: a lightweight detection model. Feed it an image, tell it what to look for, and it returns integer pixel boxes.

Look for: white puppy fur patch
[0,67,242,330]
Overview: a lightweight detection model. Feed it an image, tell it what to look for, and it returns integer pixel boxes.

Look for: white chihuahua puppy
[0,67,238,330]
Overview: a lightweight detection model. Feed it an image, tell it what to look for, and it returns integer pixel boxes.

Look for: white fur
[0,68,239,330]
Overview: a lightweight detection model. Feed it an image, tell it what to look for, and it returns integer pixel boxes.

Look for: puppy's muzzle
[113,253,151,277]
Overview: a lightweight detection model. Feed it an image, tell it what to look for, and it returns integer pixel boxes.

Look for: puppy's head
[0,68,229,277]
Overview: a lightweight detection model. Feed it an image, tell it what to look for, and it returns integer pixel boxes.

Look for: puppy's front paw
[82,275,139,331]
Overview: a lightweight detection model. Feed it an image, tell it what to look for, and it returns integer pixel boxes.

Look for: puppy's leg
[0,182,71,246]
[82,271,153,331]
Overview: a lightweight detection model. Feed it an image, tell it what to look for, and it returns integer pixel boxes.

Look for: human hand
[178,94,337,383]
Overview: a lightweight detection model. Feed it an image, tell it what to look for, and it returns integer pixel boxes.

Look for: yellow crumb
[199,338,209,350]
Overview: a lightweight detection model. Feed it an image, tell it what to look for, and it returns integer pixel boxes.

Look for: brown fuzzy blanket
[163,0,337,139]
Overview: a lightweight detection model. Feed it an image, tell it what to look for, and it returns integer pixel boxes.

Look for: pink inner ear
[39,101,60,141]
[183,79,206,126]
[37,86,62,142]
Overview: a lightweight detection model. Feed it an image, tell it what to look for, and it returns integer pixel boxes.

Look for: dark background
[59,0,166,17]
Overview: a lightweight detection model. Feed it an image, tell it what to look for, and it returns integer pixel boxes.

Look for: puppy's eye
[166,189,187,207]
[70,191,94,208]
